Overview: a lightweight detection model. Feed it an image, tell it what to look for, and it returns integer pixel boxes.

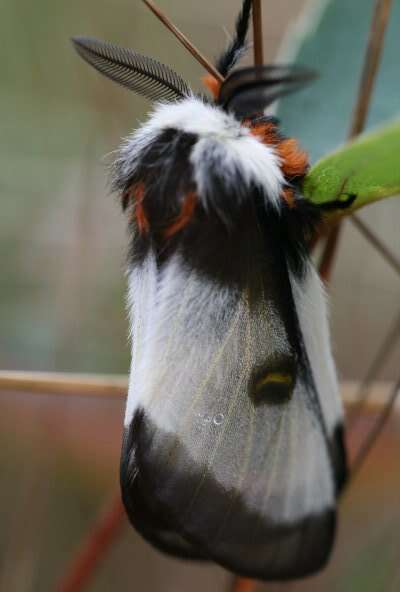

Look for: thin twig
[2,371,398,413]
[318,225,342,282]
[252,0,264,66]
[345,214,400,429]
[230,576,257,592]
[0,370,127,398]
[318,0,393,281]
[349,0,394,138]
[56,495,126,592]
[351,214,400,277]
[349,376,400,481]
[347,309,400,430]
[141,0,224,82]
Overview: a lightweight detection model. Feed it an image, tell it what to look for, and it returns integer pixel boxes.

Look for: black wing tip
[122,407,338,582]
[120,418,208,561]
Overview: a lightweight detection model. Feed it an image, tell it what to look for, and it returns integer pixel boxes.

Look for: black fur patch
[114,129,321,281]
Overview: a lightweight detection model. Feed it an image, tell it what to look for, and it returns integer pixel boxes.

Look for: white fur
[115,97,284,209]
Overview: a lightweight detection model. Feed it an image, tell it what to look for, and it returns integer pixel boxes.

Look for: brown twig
[141,0,224,82]
[349,0,394,138]
[56,495,126,592]
[349,376,400,481]
[0,370,127,398]
[347,309,400,430]
[252,0,264,66]
[2,371,397,413]
[318,225,342,282]
[230,576,257,592]
[345,213,400,430]
[318,0,393,281]
[351,214,400,277]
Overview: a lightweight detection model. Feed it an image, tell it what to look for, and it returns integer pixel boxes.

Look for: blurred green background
[1,0,399,590]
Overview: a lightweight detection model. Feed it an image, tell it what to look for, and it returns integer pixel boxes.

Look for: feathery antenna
[252,0,264,66]
[141,0,224,83]
[72,36,191,102]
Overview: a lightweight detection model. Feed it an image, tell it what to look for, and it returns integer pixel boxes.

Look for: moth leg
[318,192,357,212]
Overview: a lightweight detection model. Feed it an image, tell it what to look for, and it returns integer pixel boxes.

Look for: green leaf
[276,0,400,162]
[303,121,400,214]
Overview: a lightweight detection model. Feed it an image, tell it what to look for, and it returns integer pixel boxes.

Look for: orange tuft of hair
[246,120,309,180]
[127,182,149,234]
[281,187,296,208]
[276,139,309,180]
[248,120,280,146]
[164,192,197,239]
[202,74,221,99]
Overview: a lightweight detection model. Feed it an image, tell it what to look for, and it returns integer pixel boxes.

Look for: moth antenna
[252,0,264,66]
[141,0,224,83]
[71,36,191,103]
[216,0,253,77]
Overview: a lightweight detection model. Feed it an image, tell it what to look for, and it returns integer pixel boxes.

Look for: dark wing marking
[120,421,208,560]
[71,37,191,102]
[219,65,317,117]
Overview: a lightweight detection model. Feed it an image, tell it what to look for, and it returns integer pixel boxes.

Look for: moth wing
[219,65,317,117]
[122,250,346,581]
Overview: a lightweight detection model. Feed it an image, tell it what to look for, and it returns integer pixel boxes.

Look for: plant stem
[351,214,400,277]
[230,576,257,592]
[0,370,127,398]
[141,0,224,82]
[349,376,400,481]
[349,0,394,138]
[55,495,126,592]
[252,0,264,66]
[347,310,400,430]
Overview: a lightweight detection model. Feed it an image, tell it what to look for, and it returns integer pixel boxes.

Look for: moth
[73,0,351,581]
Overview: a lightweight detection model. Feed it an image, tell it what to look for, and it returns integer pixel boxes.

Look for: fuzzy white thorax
[115,96,284,210]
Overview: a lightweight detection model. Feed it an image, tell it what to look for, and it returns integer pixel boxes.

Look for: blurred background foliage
[0,0,399,590]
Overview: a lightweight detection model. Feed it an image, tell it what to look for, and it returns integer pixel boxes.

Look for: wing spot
[250,360,297,406]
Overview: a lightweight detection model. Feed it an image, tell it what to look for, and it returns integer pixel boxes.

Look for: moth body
[72,0,348,581]
[116,96,346,580]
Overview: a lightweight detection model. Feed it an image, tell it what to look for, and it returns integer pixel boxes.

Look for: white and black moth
[73,0,352,582]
